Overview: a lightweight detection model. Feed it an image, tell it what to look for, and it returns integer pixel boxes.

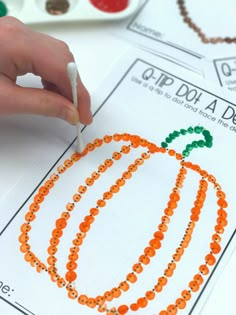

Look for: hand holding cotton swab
[67,62,84,153]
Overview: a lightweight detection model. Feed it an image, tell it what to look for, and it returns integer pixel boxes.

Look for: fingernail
[63,107,79,125]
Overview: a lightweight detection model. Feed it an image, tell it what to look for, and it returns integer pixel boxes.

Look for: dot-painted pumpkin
[19,126,228,315]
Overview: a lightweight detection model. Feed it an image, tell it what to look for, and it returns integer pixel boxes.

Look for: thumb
[0,82,80,124]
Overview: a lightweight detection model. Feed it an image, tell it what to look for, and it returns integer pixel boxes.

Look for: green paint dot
[161,142,168,148]
[0,1,7,17]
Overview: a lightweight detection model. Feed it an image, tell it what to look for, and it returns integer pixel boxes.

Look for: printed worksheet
[113,0,236,73]
[0,49,236,315]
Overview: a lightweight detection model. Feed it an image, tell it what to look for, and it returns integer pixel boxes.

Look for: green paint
[161,126,213,157]
[0,1,7,17]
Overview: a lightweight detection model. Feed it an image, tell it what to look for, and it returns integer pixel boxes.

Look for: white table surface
[0,18,235,315]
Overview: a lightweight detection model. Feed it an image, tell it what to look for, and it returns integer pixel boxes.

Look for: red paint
[90,0,128,13]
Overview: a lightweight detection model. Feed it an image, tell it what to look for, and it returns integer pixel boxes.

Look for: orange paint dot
[71,152,81,161]
[84,215,94,224]
[212,233,221,243]
[64,159,73,168]
[93,138,103,147]
[50,237,60,246]
[20,243,30,253]
[167,304,177,314]
[113,133,122,141]
[39,186,49,196]
[78,294,88,305]
[112,152,122,160]
[217,198,228,208]
[144,247,155,257]
[90,207,99,216]
[47,256,57,265]
[154,231,164,240]
[86,143,95,151]
[47,245,57,255]
[98,164,107,173]
[25,212,36,222]
[52,228,63,238]
[158,223,168,232]
[189,280,200,292]
[127,272,137,283]
[117,304,129,314]
[104,291,113,302]
[65,270,77,282]
[66,261,77,270]
[97,199,106,207]
[139,254,150,265]
[175,298,186,309]
[20,223,31,233]
[122,171,132,179]
[95,295,105,306]
[158,276,168,286]
[61,212,70,220]
[57,165,66,174]
[45,180,54,189]
[154,284,163,292]
[78,185,87,194]
[145,290,155,300]
[199,264,209,275]
[210,242,221,254]
[86,298,97,308]
[135,158,144,165]
[130,303,139,311]
[181,290,191,300]
[110,185,120,193]
[149,238,161,249]
[103,191,113,200]
[66,202,75,211]
[50,173,59,182]
[85,177,94,186]
[104,159,113,167]
[168,149,176,156]
[215,224,224,234]
[119,281,129,291]
[34,194,44,204]
[205,254,216,266]
[79,222,90,233]
[132,263,143,273]
[56,218,67,229]
[92,171,100,180]
[73,194,81,202]
[111,287,121,298]
[194,274,203,284]
[57,278,66,288]
[137,297,147,308]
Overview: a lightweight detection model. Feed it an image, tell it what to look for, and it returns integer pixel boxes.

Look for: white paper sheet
[112,0,236,73]
[0,49,236,315]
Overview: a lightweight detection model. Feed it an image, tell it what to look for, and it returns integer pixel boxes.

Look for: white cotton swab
[67,62,84,153]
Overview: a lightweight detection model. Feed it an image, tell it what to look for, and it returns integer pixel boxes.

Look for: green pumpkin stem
[161,126,213,157]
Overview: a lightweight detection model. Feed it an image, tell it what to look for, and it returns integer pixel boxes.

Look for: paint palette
[2,0,141,24]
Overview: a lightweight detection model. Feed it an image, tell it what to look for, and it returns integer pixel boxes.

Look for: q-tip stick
[67,62,84,153]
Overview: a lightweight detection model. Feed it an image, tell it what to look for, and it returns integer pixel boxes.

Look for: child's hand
[0,16,92,125]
